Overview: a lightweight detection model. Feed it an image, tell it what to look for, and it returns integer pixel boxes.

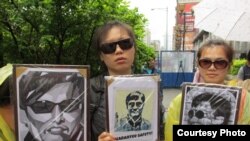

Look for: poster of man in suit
[105,75,159,141]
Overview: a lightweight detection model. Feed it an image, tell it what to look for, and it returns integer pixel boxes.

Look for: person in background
[142,57,159,74]
[237,50,250,84]
[0,64,15,141]
[164,39,250,141]
[142,56,165,139]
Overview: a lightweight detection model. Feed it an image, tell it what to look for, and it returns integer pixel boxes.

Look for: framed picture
[12,64,90,141]
[105,75,160,141]
[180,83,242,125]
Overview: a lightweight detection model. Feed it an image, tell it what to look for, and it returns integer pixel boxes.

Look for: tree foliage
[230,59,247,75]
[0,0,156,76]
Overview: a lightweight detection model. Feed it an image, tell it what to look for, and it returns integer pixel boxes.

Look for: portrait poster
[180,83,242,125]
[12,64,90,141]
[105,75,160,141]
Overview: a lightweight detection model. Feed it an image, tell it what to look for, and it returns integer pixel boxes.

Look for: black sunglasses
[188,110,204,119]
[100,38,134,54]
[198,59,229,69]
[28,99,81,114]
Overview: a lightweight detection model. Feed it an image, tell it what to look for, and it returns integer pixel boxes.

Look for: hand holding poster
[13,64,90,141]
[105,75,160,141]
[180,83,241,125]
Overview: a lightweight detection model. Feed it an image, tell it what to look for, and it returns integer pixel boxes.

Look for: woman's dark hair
[91,21,137,71]
[197,39,234,64]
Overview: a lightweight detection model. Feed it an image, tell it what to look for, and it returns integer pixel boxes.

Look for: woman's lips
[207,73,218,78]
[115,57,126,64]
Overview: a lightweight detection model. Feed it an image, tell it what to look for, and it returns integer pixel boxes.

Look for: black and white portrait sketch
[106,75,159,141]
[181,83,241,125]
[14,66,88,141]
[115,91,151,131]
[187,93,231,125]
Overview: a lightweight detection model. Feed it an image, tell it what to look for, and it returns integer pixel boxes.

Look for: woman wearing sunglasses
[164,39,250,141]
[89,21,136,141]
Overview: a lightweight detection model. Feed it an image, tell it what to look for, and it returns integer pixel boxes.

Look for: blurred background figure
[142,57,159,74]
[237,50,250,85]
[142,56,165,139]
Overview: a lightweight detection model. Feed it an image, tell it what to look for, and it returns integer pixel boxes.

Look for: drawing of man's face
[188,101,216,125]
[187,93,230,125]
[126,91,145,118]
[196,101,213,114]
[26,82,82,141]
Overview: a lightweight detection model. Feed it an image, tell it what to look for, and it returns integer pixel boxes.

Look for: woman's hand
[98,132,116,141]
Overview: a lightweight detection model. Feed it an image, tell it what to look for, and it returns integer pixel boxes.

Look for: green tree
[0,0,155,76]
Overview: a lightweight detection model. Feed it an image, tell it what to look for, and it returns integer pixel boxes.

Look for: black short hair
[125,91,145,107]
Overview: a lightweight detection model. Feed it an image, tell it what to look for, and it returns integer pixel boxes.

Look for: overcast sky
[126,0,176,50]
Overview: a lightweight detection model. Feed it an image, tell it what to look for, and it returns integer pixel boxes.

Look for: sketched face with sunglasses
[20,72,84,141]
[26,82,82,141]
[188,93,231,125]
[99,26,135,75]
[198,46,230,84]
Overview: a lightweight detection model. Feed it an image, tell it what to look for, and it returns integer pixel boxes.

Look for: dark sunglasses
[100,38,134,54]
[188,110,204,119]
[198,59,229,69]
[28,99,81,114]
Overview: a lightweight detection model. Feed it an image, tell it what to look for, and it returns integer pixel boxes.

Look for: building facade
[174,0,200,51]
[175,0,250,57]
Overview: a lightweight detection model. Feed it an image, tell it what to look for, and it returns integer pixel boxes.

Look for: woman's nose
[114,44,124,54]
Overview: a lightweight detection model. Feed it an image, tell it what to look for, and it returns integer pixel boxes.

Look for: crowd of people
[0,20,250,141]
